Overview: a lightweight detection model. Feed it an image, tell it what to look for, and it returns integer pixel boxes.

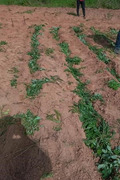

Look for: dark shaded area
[0,116,52,180]
[67,12,77,16]
[88,34,115,49]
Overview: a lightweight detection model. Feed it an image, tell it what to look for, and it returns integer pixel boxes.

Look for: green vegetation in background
[28,24,45,73]
[65,45,120,180]
[0,0,120,9]
[10,78,17,87]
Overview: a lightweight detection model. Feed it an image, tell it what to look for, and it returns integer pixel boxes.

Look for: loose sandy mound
[0,5,120,180]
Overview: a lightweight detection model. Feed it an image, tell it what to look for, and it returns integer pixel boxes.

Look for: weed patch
[0,41,7,45]
[28,24,44,73]
[14,110,40,135]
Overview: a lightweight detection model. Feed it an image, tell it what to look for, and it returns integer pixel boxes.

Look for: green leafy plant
[107,79,120,90]
[66,56,82,65]
[59,42,71,56]
[107,68,120,82]
[72,26,83,36]
[0,41,7,45]
[65,66,83,81]
[89,45,111,64]
[14,110,40,135]
[40,172,53,179]
[73,79,120,179]
[10,78,17,88]
[50,27,60,41]
[109,28,119,35]
[26,77,51,98]
[28,24,44,73]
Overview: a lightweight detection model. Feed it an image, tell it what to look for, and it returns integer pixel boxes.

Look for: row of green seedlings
[28,24,45,73]
[50,27,120,179]
[60,42,120,180]
[90,27,120,90]
[73,26,120,90]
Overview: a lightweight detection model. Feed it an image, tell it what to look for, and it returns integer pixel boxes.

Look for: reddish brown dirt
[0,6,120,180]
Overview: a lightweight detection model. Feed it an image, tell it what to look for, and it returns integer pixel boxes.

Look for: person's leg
[76,0,80,16]
[80,1,85,18]
[114,30,120,54]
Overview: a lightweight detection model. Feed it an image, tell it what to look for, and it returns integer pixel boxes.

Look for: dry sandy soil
[0,5,120,180]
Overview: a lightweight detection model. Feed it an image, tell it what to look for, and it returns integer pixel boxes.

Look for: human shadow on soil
[0,116,52,180]
[88,34,115,49]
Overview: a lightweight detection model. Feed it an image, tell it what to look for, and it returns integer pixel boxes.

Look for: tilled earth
[0,5,120,180]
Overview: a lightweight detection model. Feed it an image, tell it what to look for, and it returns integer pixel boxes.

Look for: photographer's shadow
[0,118,52,180]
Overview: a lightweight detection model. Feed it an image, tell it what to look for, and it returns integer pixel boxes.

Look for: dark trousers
[115,30,120,49]
[76,0,85,17]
